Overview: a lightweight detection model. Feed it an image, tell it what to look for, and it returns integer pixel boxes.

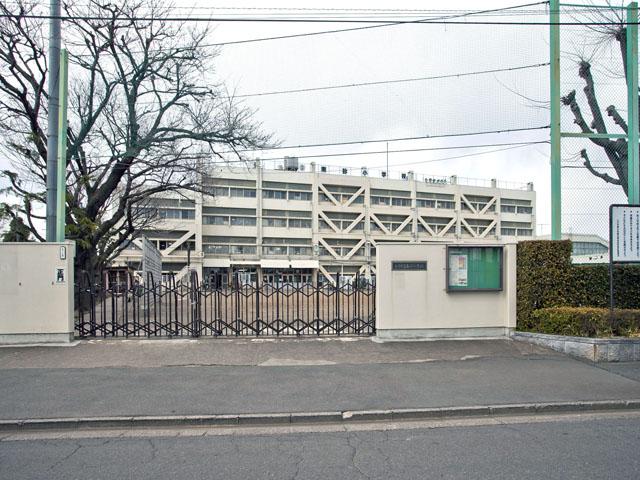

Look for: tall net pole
[550,0,562,239]
[45,0,61,241]
[627,2,639,204]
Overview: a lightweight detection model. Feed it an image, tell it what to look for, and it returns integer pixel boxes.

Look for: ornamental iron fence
[75,271,375,338]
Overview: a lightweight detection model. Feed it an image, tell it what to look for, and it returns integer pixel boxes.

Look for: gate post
[335,273,340,336]
[255,272,261,336]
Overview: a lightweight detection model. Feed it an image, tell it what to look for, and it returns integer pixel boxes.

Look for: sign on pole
[610,205,640,263]
[142,236,162,285]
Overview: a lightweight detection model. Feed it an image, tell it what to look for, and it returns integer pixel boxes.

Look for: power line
[128,62,549,104]
[368,143,541,168]
[221,126,551,154]
[74,140,548,161]
[228,63,549,98]
[9,15,622,26]
[250,142,547,165]
[63,2,549,55]
[0,2,556,25]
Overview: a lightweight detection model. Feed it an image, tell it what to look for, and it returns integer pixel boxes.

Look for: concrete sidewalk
[0,338,639,421]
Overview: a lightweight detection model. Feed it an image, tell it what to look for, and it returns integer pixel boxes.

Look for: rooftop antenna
[386,142,389,178]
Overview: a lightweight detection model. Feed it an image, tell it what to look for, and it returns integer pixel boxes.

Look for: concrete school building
[113,159,536,284]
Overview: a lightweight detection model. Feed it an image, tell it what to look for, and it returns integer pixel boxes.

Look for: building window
[288,218,311,229]
[230,188,256,198]
[263,190,287,200]
[204,245,230,254]
[230,217,256,226]
[436,200,455,209]
[230,245,256,254]
[157,209,194,220]
[288,191,312,201]
[371,196,390,205]
[500,205,516,213]
[203,215,228,225]
[391,198,411,207]
[417,199,436,208]
[289,246,311,256]
[263,246,287,255]
[263,218,287,227]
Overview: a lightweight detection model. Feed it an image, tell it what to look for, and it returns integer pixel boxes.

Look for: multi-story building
[114,160,536,284]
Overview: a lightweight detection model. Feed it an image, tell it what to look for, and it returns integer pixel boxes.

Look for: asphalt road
[2,413,639,479]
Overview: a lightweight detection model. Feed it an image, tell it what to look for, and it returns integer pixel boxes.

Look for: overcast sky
[2,0,631,238]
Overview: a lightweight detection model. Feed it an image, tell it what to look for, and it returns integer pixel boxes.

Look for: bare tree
[561,1,635,197]
[0,0,271,276]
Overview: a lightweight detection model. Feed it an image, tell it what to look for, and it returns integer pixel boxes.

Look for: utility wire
[250,142,547,165]
[64,2,549,55]
[128,62,549,104]
[220,126,551,154]
[228,63,549,98]
[0,2,552,24]
[368,143,541,168]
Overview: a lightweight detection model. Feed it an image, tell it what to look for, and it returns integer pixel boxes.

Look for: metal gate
[75,271,376,338]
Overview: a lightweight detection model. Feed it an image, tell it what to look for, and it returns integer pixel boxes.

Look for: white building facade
[114,161,536,284]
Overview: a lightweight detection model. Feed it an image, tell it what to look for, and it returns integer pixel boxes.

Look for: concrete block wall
[375,242,517,340]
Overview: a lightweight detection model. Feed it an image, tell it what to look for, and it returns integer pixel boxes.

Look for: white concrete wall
[0,242,75,344]
[375,242,516,339]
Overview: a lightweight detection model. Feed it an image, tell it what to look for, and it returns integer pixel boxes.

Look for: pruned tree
[0,0,271,276]
[0,204,31,241]
[561,1,635,197]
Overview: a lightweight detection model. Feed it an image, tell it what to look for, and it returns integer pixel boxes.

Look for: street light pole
[45,0,61,242]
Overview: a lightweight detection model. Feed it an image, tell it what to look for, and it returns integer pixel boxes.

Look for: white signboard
[142,236,163,285]
[610,205,640,263]
[449,254,468,287]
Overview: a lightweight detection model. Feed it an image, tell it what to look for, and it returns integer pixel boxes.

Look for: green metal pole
[627,2,640,204]
[55,48,68,242]
[550,0,562,239]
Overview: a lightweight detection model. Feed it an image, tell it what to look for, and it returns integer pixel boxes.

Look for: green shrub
[571,264,640,309]
[516,240,640,332]
[517,240,573,330]
[529,307,640,338]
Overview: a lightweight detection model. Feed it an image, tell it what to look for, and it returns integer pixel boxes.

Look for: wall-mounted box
[446,245,503,292]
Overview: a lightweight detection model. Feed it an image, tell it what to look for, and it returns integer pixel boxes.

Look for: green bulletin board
[447,246,503,292]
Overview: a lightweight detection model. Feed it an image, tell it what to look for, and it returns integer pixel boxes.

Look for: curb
[2,400,639,432]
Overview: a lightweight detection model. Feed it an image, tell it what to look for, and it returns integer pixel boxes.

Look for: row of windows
[208,187,258,198]
[262,246,312,256]
[204,245,257,255]
[416,199,455,209]
[319,247,366,257]
[263,218,312,228]
[157,209,195,220]
[501,228,533,237]
[203,216,312,229]
[319,220,364,231]
[500,205,533,214]
[203,216,257,226]
[154,240,195,251]
[371,196,411,207]
[573,242,608,255]
[203,245,313,256]
[320,193,365,204]
[263,190,312,201]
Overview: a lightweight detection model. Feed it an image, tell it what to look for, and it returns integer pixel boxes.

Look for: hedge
[516,240,573,331]
[572,264,640,309]
[516,240,640,332]
[529,307,640,338]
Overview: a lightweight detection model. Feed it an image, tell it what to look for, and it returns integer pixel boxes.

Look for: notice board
[447,245,503,292]
[610,204,640,263]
